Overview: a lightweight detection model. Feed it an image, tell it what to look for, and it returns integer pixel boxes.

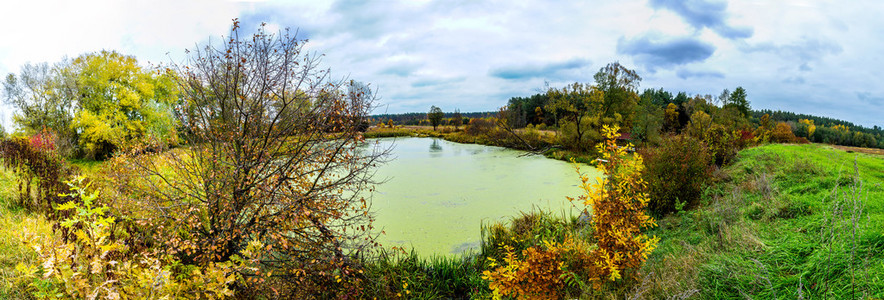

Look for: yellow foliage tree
[686,110,712,138]
[68,51,179,159]
[798,119,816,138]
[576,125,658,287]
[754,113,773,143]
[482,125,658,298]
[663,103,679,132]
[771,121,797,143]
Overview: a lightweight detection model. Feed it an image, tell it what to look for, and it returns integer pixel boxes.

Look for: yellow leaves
[15,177,239,299]
[482,240,569,299]
[568,125,658,290]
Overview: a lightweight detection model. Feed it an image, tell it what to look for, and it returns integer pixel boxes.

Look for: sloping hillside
[641,143,883,298]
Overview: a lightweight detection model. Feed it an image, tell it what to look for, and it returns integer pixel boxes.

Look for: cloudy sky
[1,0,881,129]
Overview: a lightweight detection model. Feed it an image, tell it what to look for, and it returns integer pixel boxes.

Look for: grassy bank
[639,143,883,298]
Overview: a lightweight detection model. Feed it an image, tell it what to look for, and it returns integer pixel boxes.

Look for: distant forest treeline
[372,111,495,125]
[753,109,883,148]
[374,91,884,149]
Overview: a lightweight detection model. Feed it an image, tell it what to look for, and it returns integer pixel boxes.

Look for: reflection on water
[429,139,443,152]
[368,137,602,256]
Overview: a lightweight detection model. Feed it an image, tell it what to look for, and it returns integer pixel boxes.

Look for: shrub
[771,122,798,143]
[0,136,77,219]
[465,118,496,136]
[479,211,595,299]
[28,128,56,152]
[703,125,739,166]
[479,125,658,297]
[574,125,658,286]
[641,134,712,215]
[112,21,387,297]
[15,176,236,299]
[482,240,569,299]
[735,129,756,149]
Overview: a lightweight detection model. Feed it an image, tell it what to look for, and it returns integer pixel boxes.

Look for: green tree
[593,62,641,127]
[68,51,179,159]
[3,62,78,152]
[631,90,662,145]
[428,105,444,130]
[547,82,605,151]
[727,86,750,118]
[673,91,689,107]
[642,88,673,107]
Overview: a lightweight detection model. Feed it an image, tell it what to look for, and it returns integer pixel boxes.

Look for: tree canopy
[725,86,750,118]
[115,21,389,296]
[428,105,444,130]
[2,51,179,159]
[69,51,179,159]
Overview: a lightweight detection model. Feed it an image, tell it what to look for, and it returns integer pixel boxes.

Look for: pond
[366,137,601,256]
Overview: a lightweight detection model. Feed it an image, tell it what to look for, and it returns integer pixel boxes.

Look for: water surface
[367,137,601,256]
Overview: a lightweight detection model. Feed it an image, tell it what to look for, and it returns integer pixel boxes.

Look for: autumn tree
[68,51,179,159]
[686,110,713,138]
[428,105,443,130]
[451,109,462,129]
[771,121,798,143]
[753,113,773,143]
[797,119,816,139]
[3,52,179,159]
[116,20,389,296]
[663,103,680,133]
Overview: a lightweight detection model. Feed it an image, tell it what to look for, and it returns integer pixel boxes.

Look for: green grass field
[642,143,883,298]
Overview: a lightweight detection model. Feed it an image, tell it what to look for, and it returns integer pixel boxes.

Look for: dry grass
[0,165,55,298]
[636,241,706,299]
[828,144,884,156]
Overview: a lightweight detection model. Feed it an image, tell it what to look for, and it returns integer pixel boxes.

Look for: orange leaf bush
[482,125,658,297]
[482,240,566,299]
